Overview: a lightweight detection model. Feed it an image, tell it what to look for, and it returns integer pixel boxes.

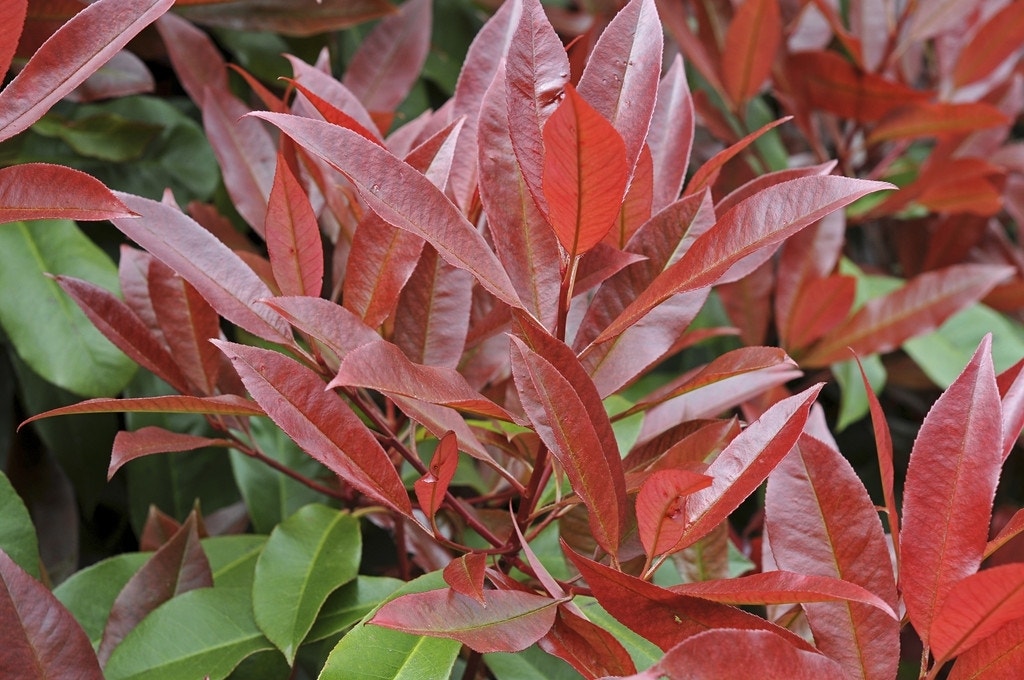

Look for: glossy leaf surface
[930,563,1024,665]
[0,164,133,224]
[721,0,781,108]
[265,152,323,298]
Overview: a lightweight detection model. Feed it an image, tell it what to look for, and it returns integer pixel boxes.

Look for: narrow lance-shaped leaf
[867,101,1010,145]
[265,151,324,298]
[721,0,781,109]
[952,1,1024,87]
[153,12,228,107]
[214,341,413,517]
[0,0,174,143]
[110,427,234,480]
[857,355,900,563]
[648,55,695,212]
[19,394,265,429]
[997,358,1024,460]
[900,336,1002,648]
[249,112,524,309]
[594,176,892,344]
[0,0,25,77]
[683,117,790,198]
[0,164,135,224]
[542,85,629,258]
[0,549,104,679]
[413,431,460,523]
[371,588,560,653]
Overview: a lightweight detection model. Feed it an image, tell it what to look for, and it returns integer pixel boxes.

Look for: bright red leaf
[948,616,1024,680]
[265,152,324,298]
[868,101,1010,145]
[539,606,637,679]
[0,164,135,224]
[721,0,781,109]
[952,1,1024,88]
[414,431,460,523]
[636,469,713,560]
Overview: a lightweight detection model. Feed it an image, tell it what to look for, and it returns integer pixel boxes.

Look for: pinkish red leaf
[947,615,1024,679]
[765,434,900,680]
[442,553,486,605]
[110,427,232,480]
[857,356,900,559]
[997,358,1024,460]
[636,469,713,560]
[109,193,293,345]
[0,0,26,77]
[509,328,628,558]
[648,55,694,212]
[261,296,380,372]
[577,0,662,172]
[0,164,135,224]
[265,152,324,298]
[952,1,1024,88]
[931,563,1024,666]
[97,513,212,665]
[176,0,395,36]
[900,336,1002,648]
[250,112,523,309]
[985,508,1024,560]
[19,395,264,429]
[721,0,781,109]
[343,211,425,327]
[868,102,1010,145]
[542,84,629,258]
[0,548,103,679]
[0,0,174,143]
[415,432,460,523]
[801,264,1014,367]
[286,55,379,139]
[783,274,856,351]
[154,12,227,107]
[683,117,790,198]
[371,588,559,653]
[342,0,430,117]
[214,340,412,517]
[539,606,637,679]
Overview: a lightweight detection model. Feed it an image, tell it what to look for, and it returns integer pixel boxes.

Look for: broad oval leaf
[0,549,103,679]
[103,587,271,680]
[900,336,1002,647]
[0,0,174,143]
[0,164,134,224]
[542,85,629,258]
[254,504,360,663]
[214,341,412,517]
[371,588,559,653]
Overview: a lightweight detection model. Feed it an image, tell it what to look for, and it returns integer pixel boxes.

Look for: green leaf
[0,220,136,396]
[32,112,161,162]
[229,418,333,534]
[53,552,151,645]
[575,597,661,669]
[253,504,361,663]
[904,303,1024,388]
[606,394,644,455]
[306,576,404,642]
[203,535,268,588]
[319,571,460,680]
[832,353,887,431]
[0,469,39,579]
[485,644,582,680]
[103,587,273,680]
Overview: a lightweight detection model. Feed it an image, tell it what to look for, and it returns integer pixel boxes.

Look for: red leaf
[783,274,856,351]
[595,176,891,344]
[509,331,628,558]
[931,563,1024,666]
[342,0,431,117]
[716,161,838,217]
[442,553,486,605]
[539,606,637,679]
[97,513,212,665]
[0,164,135,224]
[948,615,1024,680]
[54,275,190,395]
[109,193,294,345]
[214,340,412,517]
[0,0,174,143]
[110,426,232,480]
[154,12,227,108]
[414,431,459,522]
[577,0,662,172]
[636,469,713,560]
[801,264,1014,367]
[0,549,103,679]
[722,0,781,109]
[765,434,900,680]
[262,296,380,372]
[371,588,559,653]
[541,85,629,258]
[637,628,844,679]
[900,336,1003,647]
[250,112,524,309]
[998,358,1024,460]
[19,395,264,429]
[176,0,395,36]
[0,0,26,77]
[683,117,790,198]
[648,55,695,212]
[672,384,822,551]
[868,102,1010,144]
[265,152,324,298]
[607,146,654,248]
[986,508,1024,560]
[505,0,570,219]
[286,55,379,139]
[565,548,818,652]
[952,1,1024,88]
[857,356,900,560]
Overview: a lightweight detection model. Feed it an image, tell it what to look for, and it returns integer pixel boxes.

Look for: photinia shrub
[2,0,1024,679]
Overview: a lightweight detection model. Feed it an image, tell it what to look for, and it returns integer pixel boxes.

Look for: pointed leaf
[0,0,174,143]
[0,164,134,224]
[952,1,1024,87]
[997,358,1024,460]
[98,513,212,665]
[636,469,713,559]
[857,355,900,557]
[931,563,1024,665]
[154,12,227,107]
[286,55,379,137]
[868,102,1010,145]
[342,0,431,116]
[539,606,638,679]
[442,553,486,605]
[254,504,360,663]
[648,56,695,212]
[0,0,26,77]
[802,264,1014,366]
[596,177,891,343]
[110,427,232,480]
[264,154,322,298]
[214,341,412,516]
[542,85,629,257]
[900,336,1002,647]
[109,193,293,345]
[262,296,379,371]
[250,112,524,309]
[948,616,1024,680]
[414,431,460,521]
[684,117,789,198]
[721,0,781,108]
[577,0,662,171]
[371,588,559,653]
[19,395,264,429]
[343,211,425,327]
[176,0,394,36]
[0,549,103,679]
